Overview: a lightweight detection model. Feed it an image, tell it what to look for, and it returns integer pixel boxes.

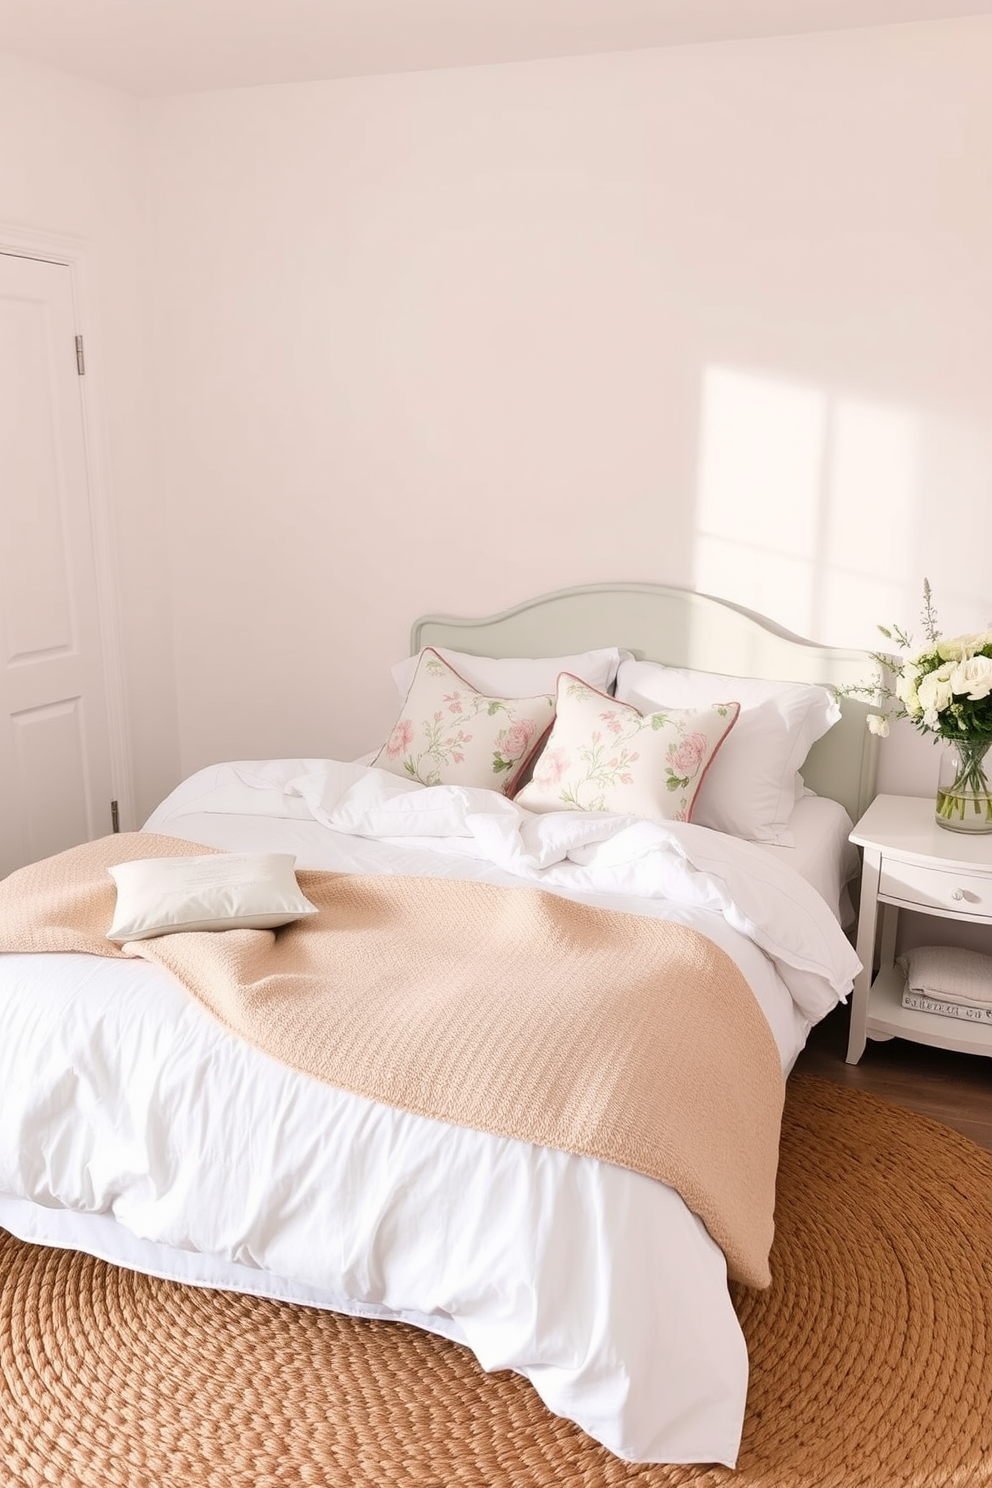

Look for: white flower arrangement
[844,580,992,743]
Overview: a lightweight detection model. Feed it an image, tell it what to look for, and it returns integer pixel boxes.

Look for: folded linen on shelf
[898,944,992,1014]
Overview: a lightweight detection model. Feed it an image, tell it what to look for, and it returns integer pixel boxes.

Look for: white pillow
[373,648,555,792]
[391,646,629,700]
[614,660,841,845]
[515,674,739,824]
[106,852,318,942]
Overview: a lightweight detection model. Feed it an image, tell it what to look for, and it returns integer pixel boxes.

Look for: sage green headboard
[412,582,877,827]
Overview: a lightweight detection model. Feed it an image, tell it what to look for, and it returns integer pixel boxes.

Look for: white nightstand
[847,793,992,1063]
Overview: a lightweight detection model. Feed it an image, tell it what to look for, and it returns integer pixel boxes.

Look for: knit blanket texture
[0,832,786,1286]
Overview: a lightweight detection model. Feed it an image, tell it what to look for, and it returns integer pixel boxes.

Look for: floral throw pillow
[515,675,740,823]
[372,648,555,792]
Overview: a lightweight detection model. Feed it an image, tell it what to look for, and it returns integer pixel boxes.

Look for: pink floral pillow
[515,675,740,823]
[372,648,555,792]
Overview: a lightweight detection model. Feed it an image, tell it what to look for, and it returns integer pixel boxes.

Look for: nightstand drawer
[879,860,992,918]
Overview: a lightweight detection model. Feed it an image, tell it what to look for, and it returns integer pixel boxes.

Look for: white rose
[866,713,890,737]
[895,663,920,702]
[917,664,955,717]
[902,683,923,717]
[950,654,992,701]
[939,632,991,662]
[895,662,923,716]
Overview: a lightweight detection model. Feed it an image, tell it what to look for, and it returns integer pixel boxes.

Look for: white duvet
[0,760,861,1466]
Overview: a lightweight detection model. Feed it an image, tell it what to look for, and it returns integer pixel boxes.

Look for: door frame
[0,221,134,831]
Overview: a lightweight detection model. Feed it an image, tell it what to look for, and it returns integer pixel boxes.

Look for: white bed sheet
[757,793,860,927]
[0,760,862,1467]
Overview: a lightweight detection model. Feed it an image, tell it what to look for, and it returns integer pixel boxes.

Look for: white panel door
[0,252,115,877]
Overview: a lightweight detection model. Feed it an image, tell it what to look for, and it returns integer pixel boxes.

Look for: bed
[0,582,875,1468]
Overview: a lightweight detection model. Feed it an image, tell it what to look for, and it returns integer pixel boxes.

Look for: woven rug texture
[1,1073,991,1488]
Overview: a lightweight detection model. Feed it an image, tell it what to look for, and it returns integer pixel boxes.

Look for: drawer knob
[952,888,965,901]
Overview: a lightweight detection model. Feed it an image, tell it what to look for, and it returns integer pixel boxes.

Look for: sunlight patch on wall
[820,398,918,646]
[695,367,824,640]
[694,365,919,648]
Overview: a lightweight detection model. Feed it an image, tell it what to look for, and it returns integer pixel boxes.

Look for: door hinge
[75,335,85,375]
[110,799,120,833]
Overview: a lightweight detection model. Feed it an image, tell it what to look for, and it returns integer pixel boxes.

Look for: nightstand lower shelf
[847,795,992,1063]
[865,965,992,1058]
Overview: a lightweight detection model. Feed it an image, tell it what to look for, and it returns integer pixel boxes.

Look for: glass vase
[934,738,992,833]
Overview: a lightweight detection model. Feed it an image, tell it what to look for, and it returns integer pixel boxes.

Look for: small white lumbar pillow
[106,852,318,942]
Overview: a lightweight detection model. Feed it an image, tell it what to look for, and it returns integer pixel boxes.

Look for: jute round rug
[2,1074,991,1488]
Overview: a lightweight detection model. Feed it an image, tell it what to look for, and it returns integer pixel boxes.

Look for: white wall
[143,17,992,794]
[0,51,180,824]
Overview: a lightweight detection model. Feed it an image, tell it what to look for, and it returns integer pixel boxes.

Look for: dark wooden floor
[794,1002,992,1154]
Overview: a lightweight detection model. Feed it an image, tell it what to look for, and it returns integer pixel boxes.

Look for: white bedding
[0,760,861,1467]
[757,793,860,928]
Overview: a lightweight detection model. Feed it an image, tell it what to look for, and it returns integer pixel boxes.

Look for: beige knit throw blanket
[0,832,786,1287]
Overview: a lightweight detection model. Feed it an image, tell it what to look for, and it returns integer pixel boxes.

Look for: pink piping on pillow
[683,701,740,823]
[515,672,741,823]
[386,647,556,796]
[507,719,555,799]
[507,666,581,801]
